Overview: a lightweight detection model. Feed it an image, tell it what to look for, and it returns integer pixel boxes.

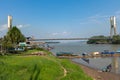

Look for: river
[50,41,120,74]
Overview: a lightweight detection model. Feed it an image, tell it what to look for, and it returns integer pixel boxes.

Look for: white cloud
[115,11,120,20]
[17,25,23,28]
[0,24,8,31]
[88,14,109,19]
[0,24,30,32]
[52,31,70,36]
[115,11,120,15]
[62,31,67,34]
[52,32,59,36]
[17,24,30,28]
[80,14,110,25]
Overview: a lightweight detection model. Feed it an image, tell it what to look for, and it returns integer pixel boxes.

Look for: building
[8,15,12,30]
[110,16,117,38]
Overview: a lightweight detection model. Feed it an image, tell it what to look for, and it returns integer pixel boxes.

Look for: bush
[112,35,120,44]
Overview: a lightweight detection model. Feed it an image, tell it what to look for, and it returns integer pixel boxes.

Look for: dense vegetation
[0,26,25,53]
[0,50,92,80]
[87,35,120,44]
[112,35,120,44]
[87,35,108,44]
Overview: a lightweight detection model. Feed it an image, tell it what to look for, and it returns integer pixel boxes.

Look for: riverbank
[72,61,120,80]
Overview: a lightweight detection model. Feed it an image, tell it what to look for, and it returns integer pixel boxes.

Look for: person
[107,64,112,72]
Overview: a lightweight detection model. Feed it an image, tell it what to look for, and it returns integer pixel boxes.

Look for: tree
[2,26,25,52]
[87,35,108,44]
[112,35,120,44]
[6,26,25,44]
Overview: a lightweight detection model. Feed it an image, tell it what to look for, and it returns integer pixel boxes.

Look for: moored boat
[116,48,120,53]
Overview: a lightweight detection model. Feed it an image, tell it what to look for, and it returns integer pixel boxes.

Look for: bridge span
[28,38,108,41]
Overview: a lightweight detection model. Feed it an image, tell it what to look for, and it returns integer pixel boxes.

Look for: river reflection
[112,57,119,74]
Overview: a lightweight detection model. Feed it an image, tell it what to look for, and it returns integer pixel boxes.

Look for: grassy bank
[0,50,92,80]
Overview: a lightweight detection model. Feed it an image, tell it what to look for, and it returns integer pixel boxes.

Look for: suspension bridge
[28,37,109,41]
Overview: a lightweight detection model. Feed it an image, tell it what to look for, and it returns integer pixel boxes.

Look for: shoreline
[72,61,120,80]
[51,51,120,80]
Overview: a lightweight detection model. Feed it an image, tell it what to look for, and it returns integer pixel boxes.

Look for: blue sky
[0,0,120,39]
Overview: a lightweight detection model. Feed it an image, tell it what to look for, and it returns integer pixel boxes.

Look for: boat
[81,58,89,63]
[101,50,115,54]
[116,48,120,53]
[82,52,88,56]
[101,64,112,72]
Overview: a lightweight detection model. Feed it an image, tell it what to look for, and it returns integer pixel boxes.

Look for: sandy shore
[72,61,120,80]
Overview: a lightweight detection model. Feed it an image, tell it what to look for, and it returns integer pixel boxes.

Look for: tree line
[87,35,120,44]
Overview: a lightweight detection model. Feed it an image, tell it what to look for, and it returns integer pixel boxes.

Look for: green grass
[0,51,92,80]
[60,59,92,80]
[0,56,62,80]
[21,49,52,55]
[21,49,41,54]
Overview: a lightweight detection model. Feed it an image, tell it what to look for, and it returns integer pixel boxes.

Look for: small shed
[19,42,27,47]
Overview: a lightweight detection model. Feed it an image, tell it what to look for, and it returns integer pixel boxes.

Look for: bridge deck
[28,38,109,41]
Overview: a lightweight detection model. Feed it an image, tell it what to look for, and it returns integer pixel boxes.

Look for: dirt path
[72,61,120,80]
[61,66,67,77]
[42,56,67,78]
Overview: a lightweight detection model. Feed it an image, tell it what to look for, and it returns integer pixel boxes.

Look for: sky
[0,0,120,39]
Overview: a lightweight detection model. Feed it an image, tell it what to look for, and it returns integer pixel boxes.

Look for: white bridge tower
[8,15,12,30]
[110,16,117,38]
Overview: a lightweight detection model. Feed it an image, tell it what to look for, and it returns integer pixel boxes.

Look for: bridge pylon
[110,16,117,38]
